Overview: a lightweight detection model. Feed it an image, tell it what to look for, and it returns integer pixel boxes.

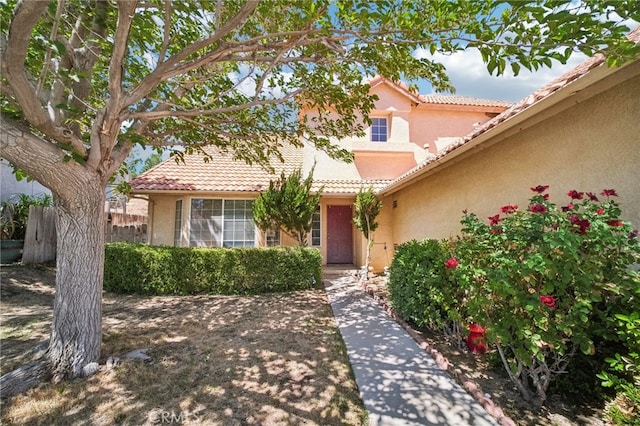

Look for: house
[131,46,639,272]
[129,77,510,267]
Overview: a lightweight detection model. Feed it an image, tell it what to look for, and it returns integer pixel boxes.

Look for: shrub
[104,243,322,296]
[452,186,640,405]
[1,193,53,240]
[598,309,640,425]
[388,239,464,340]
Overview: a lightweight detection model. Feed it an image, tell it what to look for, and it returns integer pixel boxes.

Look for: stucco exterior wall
[385,73,640,246]
[410,108,499,154]
[147,194,181,246]
[366,196,395,272]
[1,159,51,201]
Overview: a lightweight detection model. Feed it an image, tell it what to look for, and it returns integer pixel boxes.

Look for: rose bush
[452,186,640,405]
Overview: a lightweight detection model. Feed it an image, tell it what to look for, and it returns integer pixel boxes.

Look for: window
[311,205,321,246]
[223,200,255,247]
[173,200,183,246]
[189,198,255,248]
[371,117,388,142]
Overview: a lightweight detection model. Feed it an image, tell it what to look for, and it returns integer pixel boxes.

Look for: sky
[414,48,589,102]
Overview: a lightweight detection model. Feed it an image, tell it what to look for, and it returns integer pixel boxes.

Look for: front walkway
[323,267,498,426]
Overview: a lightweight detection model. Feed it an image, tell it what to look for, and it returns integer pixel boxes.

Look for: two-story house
[130,76,511,267]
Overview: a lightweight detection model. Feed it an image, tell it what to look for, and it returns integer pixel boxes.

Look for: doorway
[326,205,353,264]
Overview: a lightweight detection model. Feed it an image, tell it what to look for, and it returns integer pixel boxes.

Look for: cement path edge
[358,277,517,426]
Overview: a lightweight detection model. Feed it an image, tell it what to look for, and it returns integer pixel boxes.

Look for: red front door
[327,205,353,264]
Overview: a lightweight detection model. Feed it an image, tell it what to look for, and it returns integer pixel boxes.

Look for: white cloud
[414,48,588,102]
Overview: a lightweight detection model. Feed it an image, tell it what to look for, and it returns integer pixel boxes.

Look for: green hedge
[104,243,322,296]
[388,239,462,330]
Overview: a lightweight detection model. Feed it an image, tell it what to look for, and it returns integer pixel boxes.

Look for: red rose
[501,205,518,214]
[444,258,459,269]
[488,214,501,225]
[601,189,618,197]
[570,215,590,234]
[540,295,556,308]
[562,203,574,212]
[529,203,547,213]
[586,192,599,201]
[567,190,584,200]
[531,185,549,193]
[607,220,623,227]
[596,208,605,215]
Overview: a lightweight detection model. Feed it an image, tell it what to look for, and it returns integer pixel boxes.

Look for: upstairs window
[371,117,388,142]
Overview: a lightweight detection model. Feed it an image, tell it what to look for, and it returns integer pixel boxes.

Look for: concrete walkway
[324,268,498,426]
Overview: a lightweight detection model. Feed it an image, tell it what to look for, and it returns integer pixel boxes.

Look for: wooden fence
[22,206,57,264]
[106,212,148,243]
[21,207,148,264]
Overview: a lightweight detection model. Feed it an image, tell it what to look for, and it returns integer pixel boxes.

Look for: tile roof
[130,144,391,196]
[130,144,303,193]
[385,27,640,191]
[419,94,513,108]
[132,26,639,198]
[313,179,392,194]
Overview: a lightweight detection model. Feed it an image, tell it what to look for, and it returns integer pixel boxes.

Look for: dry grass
[0,264,367,425]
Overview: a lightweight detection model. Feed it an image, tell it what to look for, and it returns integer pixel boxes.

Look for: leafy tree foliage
[353,186,382,270]
[0,0,638,391]
[252,168,321,247]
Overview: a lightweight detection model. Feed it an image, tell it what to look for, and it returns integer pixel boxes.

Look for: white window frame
[188,198,256,248]
[310,205,321,246]
[173,199,183,247]
[371,117,388,142]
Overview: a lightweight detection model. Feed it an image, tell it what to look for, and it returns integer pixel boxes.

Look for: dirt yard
[0,264,366,425]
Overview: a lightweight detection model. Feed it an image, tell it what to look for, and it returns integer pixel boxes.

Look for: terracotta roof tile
[419,94,513,108]
[313,179,392,194]
[130,145,303,193]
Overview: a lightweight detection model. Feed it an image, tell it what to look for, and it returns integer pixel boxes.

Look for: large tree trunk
[49,181,106,381]
[1,118,110,395]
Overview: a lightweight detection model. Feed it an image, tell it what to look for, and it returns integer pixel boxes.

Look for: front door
[327,205,353,264]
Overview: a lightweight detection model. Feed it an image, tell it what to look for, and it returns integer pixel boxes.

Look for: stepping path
[324,270,498,426]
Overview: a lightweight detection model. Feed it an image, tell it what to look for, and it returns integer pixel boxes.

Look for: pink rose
[540,295,556,309]
[444,258,459,269]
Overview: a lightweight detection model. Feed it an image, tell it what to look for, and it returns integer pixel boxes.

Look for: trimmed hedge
[104,243,322,296]
[388,239,462,330]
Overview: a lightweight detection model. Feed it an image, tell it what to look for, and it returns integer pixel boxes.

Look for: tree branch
[1,0,87,157]
[0,115,76,193]
[125,1,259,107]
[157,0,172,65]
[128,88,302,120]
